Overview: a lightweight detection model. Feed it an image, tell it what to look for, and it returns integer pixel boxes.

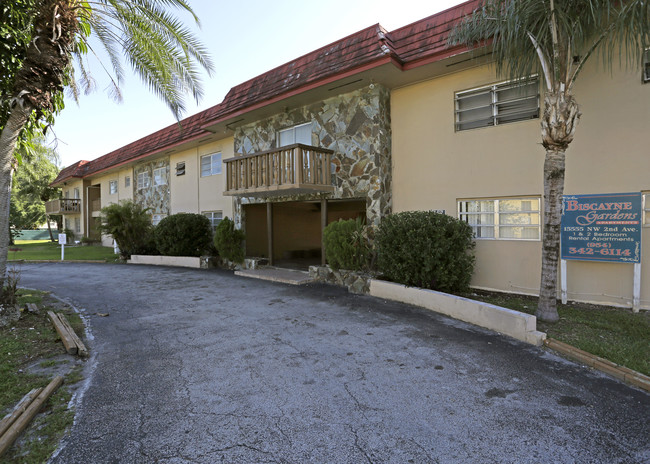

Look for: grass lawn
[467,291,650,377]
[0,289,85,462]
[9,241,118,262]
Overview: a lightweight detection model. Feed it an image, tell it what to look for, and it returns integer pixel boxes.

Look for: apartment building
[49,0,650,309]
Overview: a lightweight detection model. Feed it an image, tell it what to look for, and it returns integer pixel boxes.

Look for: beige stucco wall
[169,137,234,219]
[391,59,650,309]
[88,168,134,246]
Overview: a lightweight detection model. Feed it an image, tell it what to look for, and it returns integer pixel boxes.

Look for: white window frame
[458,197,541,241]
[137,172,150,190]
[125,176,131,188]
[74,217,81,234]
[202,211,223,231]
[455,76,539,131]
[153,167,167,186]
[643,192,649,227]
[200,153,222,177]
[151,213,167,226]
[109,180,118,195]
[73,188,80,199]
[277,122,312,147]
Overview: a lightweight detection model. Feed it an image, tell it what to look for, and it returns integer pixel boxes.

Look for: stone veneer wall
[233,84,392,227]
[133,158,170,215]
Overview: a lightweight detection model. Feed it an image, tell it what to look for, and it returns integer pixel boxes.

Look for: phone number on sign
[568,246,631,257]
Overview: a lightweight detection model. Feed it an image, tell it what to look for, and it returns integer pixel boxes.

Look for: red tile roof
[390,0,481,67]
[55,1,481,184]
[201,24,399,123]
[51,160,91,185]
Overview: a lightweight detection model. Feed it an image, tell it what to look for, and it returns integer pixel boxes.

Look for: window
[643,49,650,83]
[137,172,150,190]
[458,197,541,240]
[73,188,80,199]
[109,180,118,194]
[153,167,167,186]
[277,122,311,147]
[74,218,81,234]
[643,193,650,226]
[65,218,70,230]
[176,162,186,176]
[203,211,223,231]
[455,77,539,131]
[151,213,166,226]
[125,176,131,188]
[201,153,222,177]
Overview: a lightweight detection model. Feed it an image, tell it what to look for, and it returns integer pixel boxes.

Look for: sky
[50,0,463,168]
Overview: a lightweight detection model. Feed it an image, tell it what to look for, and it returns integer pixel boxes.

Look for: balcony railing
[45,199,81,214]
[224,144,335,197]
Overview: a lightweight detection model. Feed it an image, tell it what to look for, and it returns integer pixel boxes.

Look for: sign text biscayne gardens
[561,192,642,263]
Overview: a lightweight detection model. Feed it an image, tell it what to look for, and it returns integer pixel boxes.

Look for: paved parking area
[19,263,650,463]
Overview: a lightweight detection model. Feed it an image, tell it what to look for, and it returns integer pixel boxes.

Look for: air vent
[176,162,185,176]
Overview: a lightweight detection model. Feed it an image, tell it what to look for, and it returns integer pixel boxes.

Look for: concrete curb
[369,279,546,346]
[544,338,650,392]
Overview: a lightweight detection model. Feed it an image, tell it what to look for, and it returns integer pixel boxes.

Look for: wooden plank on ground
[0,388,42,438]
[0,376,64,458]
[47,311,77,355]
[56,313,88,357]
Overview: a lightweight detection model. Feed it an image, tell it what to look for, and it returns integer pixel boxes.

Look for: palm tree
[0,0,213,297]
[449,0,648,322]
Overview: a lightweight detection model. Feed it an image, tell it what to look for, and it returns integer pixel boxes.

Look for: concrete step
[235,267,314,285]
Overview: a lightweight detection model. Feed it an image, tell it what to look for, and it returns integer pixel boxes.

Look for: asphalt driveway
[18,263,650,463]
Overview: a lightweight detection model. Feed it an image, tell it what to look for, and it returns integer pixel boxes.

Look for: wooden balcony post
[295,146,302,185]
[325,153,332,185]
[321,199,328,266]
[267,201,273,266]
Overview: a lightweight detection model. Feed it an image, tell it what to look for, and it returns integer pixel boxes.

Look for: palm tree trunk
[537,149,565,322]
[0,105,30,296]
[536,89,580,322]
[0,0,78,298]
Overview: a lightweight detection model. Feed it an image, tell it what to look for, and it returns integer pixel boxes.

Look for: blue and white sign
[561,192,642,263]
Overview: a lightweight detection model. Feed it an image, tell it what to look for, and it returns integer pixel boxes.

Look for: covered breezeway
[243,199,365,269]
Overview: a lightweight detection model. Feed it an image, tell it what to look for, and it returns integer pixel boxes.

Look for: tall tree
[10,138,60,231]
[449,0,648,322]
[0,0,213,295]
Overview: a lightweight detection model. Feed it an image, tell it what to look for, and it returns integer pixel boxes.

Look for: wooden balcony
[224,144,335,197]
[45,199,81,214]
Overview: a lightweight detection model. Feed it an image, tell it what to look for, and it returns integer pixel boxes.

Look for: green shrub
[376,211,475,293]
[154,213,213,257]
[323,218,371,271]
[97,200,157,259]
[214,217,245,263]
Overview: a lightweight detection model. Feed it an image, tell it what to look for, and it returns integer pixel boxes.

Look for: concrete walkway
[18,263,650,463]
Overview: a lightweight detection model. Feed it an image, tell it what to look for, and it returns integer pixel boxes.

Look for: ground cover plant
[0,289,85,462]
[467,291,650,377]
[8,241,118,261]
